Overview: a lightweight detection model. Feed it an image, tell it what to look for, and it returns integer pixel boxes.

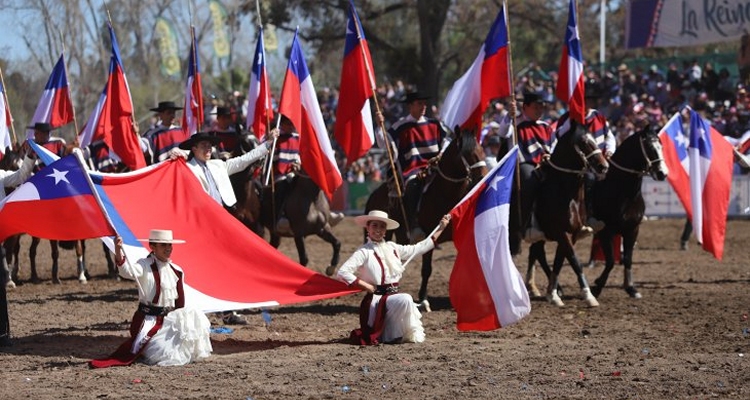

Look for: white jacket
[1,156,35,197]
[185,144,270,207]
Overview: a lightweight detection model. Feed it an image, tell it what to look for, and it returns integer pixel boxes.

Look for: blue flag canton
[476,151,517,215]
[288,31,311,82]
[689,111,713,159]
[564,0,583,63]
[665,117,688,162]
[484,6,508,57]
[252,29,266,76]
[30,155,93,200]
[344,2,365,56]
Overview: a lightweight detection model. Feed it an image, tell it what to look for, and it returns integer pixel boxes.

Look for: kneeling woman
[337,210,450,345]
[90,230,212,368]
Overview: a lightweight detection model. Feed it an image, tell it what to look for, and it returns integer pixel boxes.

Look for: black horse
[364,127,488,310]
[528,120,609,307]
[589,125,669,299]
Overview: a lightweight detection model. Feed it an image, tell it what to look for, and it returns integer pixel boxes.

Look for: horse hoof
[416,299,432,313]
[581,288,600,307]
[527,285,542,298]
[625,286,642,299]
[52,278,61,285]
[5,280,16,290]
[546,291,565,307]
[324,265,336,276]
[590,285,602,298]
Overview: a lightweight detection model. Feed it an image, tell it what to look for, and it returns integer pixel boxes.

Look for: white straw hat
[137,229,186,244]
[354,210,400,230]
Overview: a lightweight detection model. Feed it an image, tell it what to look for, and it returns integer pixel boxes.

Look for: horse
[257,171,342,271]
[525,120,609,307]
[589,125,669,299]
[363,127,488,310]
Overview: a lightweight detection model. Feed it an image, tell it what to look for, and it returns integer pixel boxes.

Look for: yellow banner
[155,17,181,78]
[209,0,230,59]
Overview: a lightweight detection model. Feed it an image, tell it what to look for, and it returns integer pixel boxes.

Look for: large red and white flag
[29,144,357,311]
[333,0,376,167]
[246,27,274,138]
[278,30,343,200]
[78,23,146,171]
[182,28,204,136]
[26,53,75,139]
[556,0,586,124]
[658,112,691,210]
[441,3,511,132]
[449,147,530,331]
[0,73,13,154]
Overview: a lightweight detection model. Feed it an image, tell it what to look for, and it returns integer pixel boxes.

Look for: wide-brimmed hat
[211,106,235,116]
[178,131,223,150]
[522,92,547,105]
[354,210,400,230]
[149,101,184,112]
[400,91,430,104]
[27,122,53,132]
[584,81,601,99]
[138,229,186,244]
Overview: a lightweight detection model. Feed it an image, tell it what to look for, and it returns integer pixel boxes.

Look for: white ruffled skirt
[141,308,213,366]
[369,293,425,343]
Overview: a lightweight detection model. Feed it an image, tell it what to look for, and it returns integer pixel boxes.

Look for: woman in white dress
[337,210,450,345]
[90,230,212,368]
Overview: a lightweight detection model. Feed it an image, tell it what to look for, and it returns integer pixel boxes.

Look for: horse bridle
[547,134,603,175]
[608,135,664,176]
[432,150,487,184]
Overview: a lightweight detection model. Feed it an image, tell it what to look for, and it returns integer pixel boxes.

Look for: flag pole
[59,31,81,144]
[349,4,410,233]
[0,66,19,146]
[502,0,524,237]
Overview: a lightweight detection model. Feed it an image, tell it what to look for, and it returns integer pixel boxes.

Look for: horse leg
[1,243,12,290]
[525,243,542,297]
[293,235,309,267]
[50,240,60,284]
[545,246,567,307]
[592,232,616,298]
[270,233,281,249]
[29,237,41,283]
[8,237,19,285]
[560,238,599,307]
[417,250,433,312]
[76,240,87,284]
[319,229,341,276]
[621,232,641,299]
[103,242,118,279]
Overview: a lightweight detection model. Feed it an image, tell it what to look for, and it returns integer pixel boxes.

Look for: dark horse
[364,127,488,309]
[522,120,609,307]
[589,125,669,299]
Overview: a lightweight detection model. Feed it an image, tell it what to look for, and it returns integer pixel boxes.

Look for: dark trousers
[0,245,10,340]
[680,219,693,243]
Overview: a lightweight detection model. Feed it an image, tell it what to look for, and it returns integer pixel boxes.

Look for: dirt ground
[0,218,748,399]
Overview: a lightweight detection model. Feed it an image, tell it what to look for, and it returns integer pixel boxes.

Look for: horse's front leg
[50,240,60,284]
[560,236,599,307]
[76,240,87,284]
[29,237,41,283]
[1,243,11,289]
[293,235,309,267]
[621,231,641,299]
[102,242,118,279]
[592,231,616,298]
[545,244,567,307]
[417,250,433,312]
[317,228,341,276]
[525,244,540,297]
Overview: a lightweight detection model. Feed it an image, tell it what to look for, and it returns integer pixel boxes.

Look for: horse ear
[453,125,461,135]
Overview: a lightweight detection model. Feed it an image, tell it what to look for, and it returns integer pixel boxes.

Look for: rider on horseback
[142,101,189,164]
[388,91,450,243]
[553,80,615,237]
[498,92,557,243]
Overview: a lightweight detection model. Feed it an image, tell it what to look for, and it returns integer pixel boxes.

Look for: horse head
[435,126,488,187]
[638,125,669,181]
[549,119,609,175]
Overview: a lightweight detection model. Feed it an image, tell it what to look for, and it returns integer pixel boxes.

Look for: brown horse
[364,127,488,309]
[526,120,609,307]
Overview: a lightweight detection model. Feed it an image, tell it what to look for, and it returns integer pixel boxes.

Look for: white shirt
[0,156,34,197]
[337,238,435,286]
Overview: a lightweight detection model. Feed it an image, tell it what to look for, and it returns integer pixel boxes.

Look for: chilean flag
[278,30,343,200]
[32,144,357,312]
[0,76,13,154]
[246,27,274,138]
[0,143,115,242]
[333,0,376,167]
[687,112,733,260]
[449,147,530,331]
[26,54,75,139]
[441,3,511,132]
[78,23,146,171]
[182,28,204,136]
[556,0,586,124]
[658,112,691,212]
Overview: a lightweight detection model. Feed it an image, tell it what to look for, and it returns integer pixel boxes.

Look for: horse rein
[608,135,664,176]
[433,153,486,184]
[546,135,603,176]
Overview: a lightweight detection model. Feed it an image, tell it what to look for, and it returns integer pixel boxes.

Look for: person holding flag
[389,91,450,243]
[336,210,451,345]
[29,122,66,173]
[90,230,212,368]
